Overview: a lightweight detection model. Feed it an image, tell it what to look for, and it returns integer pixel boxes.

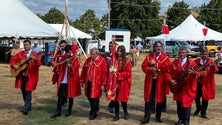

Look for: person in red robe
[167,47,200,125]
[107,45,132,121]
[51,45,81,118]
[80,47,107,120]
[104,41,116,113]
[10,39,41,115]
[71,41,79,54]
[193,50,218,118]
[51,40,67,84]
[50,40,67,106]
[141,41,171,124]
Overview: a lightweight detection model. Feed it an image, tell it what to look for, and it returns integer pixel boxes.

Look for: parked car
[205,41,219,57]
[150,40,200,58]
[166,41,201,58]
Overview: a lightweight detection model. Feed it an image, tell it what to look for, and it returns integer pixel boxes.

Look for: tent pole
[64,0,87,58]
[67,21,87,59]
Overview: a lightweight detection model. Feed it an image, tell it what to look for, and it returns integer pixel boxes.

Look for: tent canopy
[49,24,92,39]
[148,15,222,41]
[0,0,58,38]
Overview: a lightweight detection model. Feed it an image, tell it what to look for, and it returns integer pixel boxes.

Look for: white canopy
[0,0,58,38]
[148,15,222,41]
[49,24,92,39]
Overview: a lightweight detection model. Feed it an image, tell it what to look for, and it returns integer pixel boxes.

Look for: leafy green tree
[110,0,161,39]
[41,7,64,24]
[166,1,190,30]
[98,14,108,40]
[198,0,222,32]
[72,9,105,39]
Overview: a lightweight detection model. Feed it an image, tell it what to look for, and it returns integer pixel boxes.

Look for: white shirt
[61,65,68,84]
[200,59,207,65]
[26,49,32,59]
[154,53,161,59]
[180,57,187,66]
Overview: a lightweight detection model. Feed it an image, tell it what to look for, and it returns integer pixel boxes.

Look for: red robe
[10,51,41,91]
[167,58,200,107]
[110,59,132,102]
[141,52,171,102]
[51,51,65,84]
[80,55,107,98]
[72,44,79,54]
[194,58,218,100]
[57,55,81,98]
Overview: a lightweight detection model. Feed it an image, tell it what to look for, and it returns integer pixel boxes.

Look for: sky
[21,0,211,20]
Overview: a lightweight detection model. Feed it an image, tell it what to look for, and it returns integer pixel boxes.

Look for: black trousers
[144,79,164,119]
[21,76,32,111]
[114,101,128,116]
[108,100,115,109]
[176,101,191,124]
[195,82,209,115]
[87,81,99,116]
[56,84,73,113]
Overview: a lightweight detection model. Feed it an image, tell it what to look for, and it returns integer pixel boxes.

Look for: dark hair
[59,40,67,45]
[23,39,31,44]
[116,45,126,70]
[153,41,163,48]
[179,46,187,51]
[201,49,209,53]
[64,45,72,53]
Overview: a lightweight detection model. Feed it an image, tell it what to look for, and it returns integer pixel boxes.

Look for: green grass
[13,53,222,125]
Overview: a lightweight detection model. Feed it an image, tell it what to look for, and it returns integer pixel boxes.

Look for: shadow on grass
[0,103,22,110]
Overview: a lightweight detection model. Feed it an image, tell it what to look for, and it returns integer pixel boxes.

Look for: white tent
[148,15,222,41]
[0,0,58,38]
[49,24,92,39]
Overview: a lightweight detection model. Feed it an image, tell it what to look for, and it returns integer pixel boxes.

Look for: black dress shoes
[175,120,183,125]
[156,118,163,123]
[21,109,28,115]
[65,111,71,117]
[89,114,97,120]
[124,112,129,120]
[183,122,189,125]
[113,116,119,121]
[141,117,149,124]
[194,109,200,115]
[201,114,208,119]
[51,112,61,118]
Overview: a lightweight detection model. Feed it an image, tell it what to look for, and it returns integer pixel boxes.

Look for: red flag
[202,28,208,36]
[106,37,118,101]
[162,24,169,34]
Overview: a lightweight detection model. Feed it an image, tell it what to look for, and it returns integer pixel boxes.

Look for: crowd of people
[9,39,218,125]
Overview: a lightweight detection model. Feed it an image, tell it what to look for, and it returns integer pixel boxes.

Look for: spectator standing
[31,42,41,53]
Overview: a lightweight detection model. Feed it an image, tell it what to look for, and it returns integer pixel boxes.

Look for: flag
[106,36,118,101]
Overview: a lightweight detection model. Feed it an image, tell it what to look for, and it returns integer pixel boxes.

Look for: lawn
[0,53,222,125]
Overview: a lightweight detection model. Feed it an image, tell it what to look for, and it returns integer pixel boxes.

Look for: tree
[98,14,108,40]
[166,1,190,30]
[41,7,64,24]
[110,0,161,39]
[198,0,222,32]
[72,9,105,39]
